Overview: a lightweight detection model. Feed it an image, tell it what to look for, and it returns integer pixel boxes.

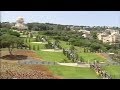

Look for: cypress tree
[37,45,40,50]
[26,38,27,43]
[29,38,30,42]
[29,45,31,50]
[33,45,35,50]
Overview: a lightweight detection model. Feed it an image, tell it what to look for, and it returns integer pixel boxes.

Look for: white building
[97,29,120,44]
[78,30,91,38]
[78,30,90,34]
[12,17,28,30]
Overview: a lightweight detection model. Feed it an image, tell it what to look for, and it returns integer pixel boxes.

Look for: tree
[63,48,66,55]
[17,38,24,49]
[54,40,60,49]
[100,45,107,53]
[0,34,23,56]
[37,45,40,50]
[29,45,31,50]
[23,31,26,35]
[0,28,20,37]
[80,56,84,62]
[1,22,12,29]
[7,30,20,37]
[30,33,33,38]
[33,45,36,50]
[29,38,31,42]
[84,48,86,53]
[67,52,70,60]
[90,43,101,52]
[27,23,33,30]
[54,40,60,45]
[103,43,112,50]
[35,35,40,42]
[91,31,98,39]
[25,38,28,43]
[75,53,79,61]
[68,38,75,45]
[70,45,76,53]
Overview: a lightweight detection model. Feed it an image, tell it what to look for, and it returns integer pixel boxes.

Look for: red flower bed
[0,62,59,79]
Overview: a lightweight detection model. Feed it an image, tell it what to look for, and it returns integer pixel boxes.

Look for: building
[78,29,91,38]
[11,17,28,31]
[97,29,120,44]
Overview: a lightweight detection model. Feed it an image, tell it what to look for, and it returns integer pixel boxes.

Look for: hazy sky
[1,11,120,27]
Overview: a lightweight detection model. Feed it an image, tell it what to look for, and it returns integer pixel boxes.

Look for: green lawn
[75,46,85,53]
[43,39,71,49]
[59,40,87,53]
[47,65,99,79]
[103,65,120,79]
[78,53,107,63]
[49,39,55,42]
[23,37,36,43]
[60,41,71,49]
[36,50,69,62]
[21,37,107,63]
[30,43,46,50]
[21,37,46,50]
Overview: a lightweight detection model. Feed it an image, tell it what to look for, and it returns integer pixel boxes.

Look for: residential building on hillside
[78,29,91,38]
[78,29,90,34]
[97,29,120,44]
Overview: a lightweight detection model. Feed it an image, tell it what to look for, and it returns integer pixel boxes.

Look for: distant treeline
[1,22,120,31]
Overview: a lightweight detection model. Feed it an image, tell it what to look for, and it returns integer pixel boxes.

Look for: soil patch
[1,55,28,60]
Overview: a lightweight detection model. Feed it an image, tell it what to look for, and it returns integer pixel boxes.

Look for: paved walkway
[41,49,63,52]
[18,57,90,67]
[31,42,47,44]
[57,63,90,67]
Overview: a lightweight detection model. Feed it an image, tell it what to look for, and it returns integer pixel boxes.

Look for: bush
[29,38,31,42]
[25,38,27,43]
[80,56,84,62]
[33,45,36,50]
[37,45,40,50]
[29,45,31,50]
[60,59,70,63]
[8,30,20,37]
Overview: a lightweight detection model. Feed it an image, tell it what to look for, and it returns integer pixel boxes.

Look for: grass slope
[78,53,107,62]
[103,65,120,79]
[36,50,68,62]
[47,65,99,79]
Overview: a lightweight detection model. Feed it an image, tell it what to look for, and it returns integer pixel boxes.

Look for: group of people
[90,62,112,79]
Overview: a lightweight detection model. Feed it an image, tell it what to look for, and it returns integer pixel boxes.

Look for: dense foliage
[0,29,23,55]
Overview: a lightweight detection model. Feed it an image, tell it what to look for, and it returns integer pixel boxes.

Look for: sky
[1,11,120,27]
